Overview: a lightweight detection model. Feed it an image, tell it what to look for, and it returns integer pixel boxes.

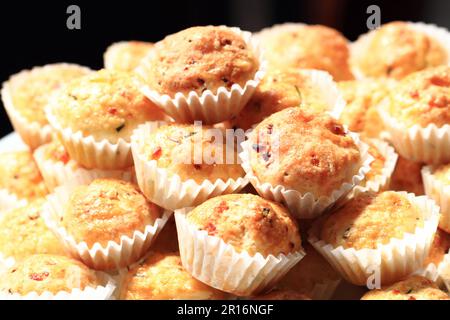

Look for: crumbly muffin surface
[104,41,154,72]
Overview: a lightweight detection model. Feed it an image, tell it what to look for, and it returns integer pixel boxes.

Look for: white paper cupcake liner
[135,26,266,124]
[131,122,249,211]
[0,268,116,300]
[351,22,450,80]
[308,192,440,286]
[414,253,450,289]
[42,185,172,271]
[0,189,27,213]
[33,144,135,191]
[422,166,450,233]
[239,131,373,219]
[1,64,92,150]
[174,208,305,296]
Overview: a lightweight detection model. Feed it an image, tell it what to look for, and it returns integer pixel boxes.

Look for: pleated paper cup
[131,123,249,211]
[33,144,135,191]
[0,269,116,300]
[351,22,450,80]
[42,185,172,271]
[380,106,450,165]
[0,189,27,213]
[174,208,305,296]
[308,192,440,286]
[415,253,450,289]
[135,26,266,124]
[422,166,450,233]
[1,64,92,150]
[239,131,373,219]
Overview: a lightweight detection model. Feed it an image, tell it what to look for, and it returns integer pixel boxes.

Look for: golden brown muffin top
[7,64,91,125]
[140,123,244,184]
[62,179,162,247]
[338,79,394,137]
[430,161,450,185]
[363,138,386,183]
[139,26,259,97]
[251,289,311,300]
[425,229,450,266]
[0,199,67,259]
[120,252,226,300]
[316,191,423,250]
[249,107,361,197]
[0,151,48,200]
[353,21,447,79]
[231,68,332,130]
[104,41,154,72]
[277,243,340,296]
[38,140,71,165]
[258,24,354,81]
[390,156,424,195]
[386,66,450,127]
[361,276,449,300]
[0,254,101,295]
[186,193,301,257]
[49,69,166,142]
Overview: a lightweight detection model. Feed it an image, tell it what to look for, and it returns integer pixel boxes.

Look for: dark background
[1,0,449,137]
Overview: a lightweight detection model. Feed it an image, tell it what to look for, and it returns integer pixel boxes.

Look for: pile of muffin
[0,21,449,300]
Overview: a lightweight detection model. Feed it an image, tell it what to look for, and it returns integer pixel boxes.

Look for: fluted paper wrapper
[415,253,450,289]
[175,209,305,296]
[422,166,450,233]
[131,123,249,210]
[239,132,373,219]
[136,26,266,124]
[42,185,172,270]
[308,192,440,286]
[33,145,135,191]
[380,107,450,165]
[351,22,450,80]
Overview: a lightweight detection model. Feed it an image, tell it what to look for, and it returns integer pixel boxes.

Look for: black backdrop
[0,0,447,138]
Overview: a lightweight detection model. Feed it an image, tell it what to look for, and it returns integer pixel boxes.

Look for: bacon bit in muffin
[428,95,449,108]
[332,124,346,136]
[409,90,420,99]
[204,222,217,235]
[430,76,450,87]
[392,290,401,295]
[152,147,162,160]
[29,272,49,281]
[108,107,118,115]
[215,201,229,214]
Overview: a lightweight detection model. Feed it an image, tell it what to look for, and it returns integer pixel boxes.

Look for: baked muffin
[277,244,340,299]
[427,162,450,186]
[316,191,423,250]
[425,229,450,266]
[0,151,48,201]
[186,193,301,257]
[361,276,449,300]
[338,79,395,137]
[61,179,162,248]
[230,68,334,130]
[104,41,153,72]
[0,199,66,260]
[251,289,311,300]
[139,123,244,184]
[384,66,450,128]
[36,139,71,166]
[258,24,354,81]
[120,252,226,300]
[48,69,166,143]
[139,26,259,97]
[248,107,362,197]
[0,254,101,296]
[352,21,448,80]
[390,156,425,195]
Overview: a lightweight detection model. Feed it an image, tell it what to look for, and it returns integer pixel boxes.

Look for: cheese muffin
[104,41,154,72]
[48,69,167,143]
[139,26,259,97]
[338,79,394,137]
[251,289,311,300]
[428,162,450,185]
[361,276,449,300]
[316,191,423,250]
[61,179,162,247]
[0,151,48,201]
[230,69,333,130]
[140,123,244,184]
[120,252,226,300]
[352,21,448,79]
[424,229,450,266]
[277,244,340,299]
[0,254,101,296]
[37,140,71,166]
[248,107,362,197]
[186,193,301,257]
[0,199,67,260]
[385,66,450,128]
[390,156,424,195]
[258,24,354,81]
